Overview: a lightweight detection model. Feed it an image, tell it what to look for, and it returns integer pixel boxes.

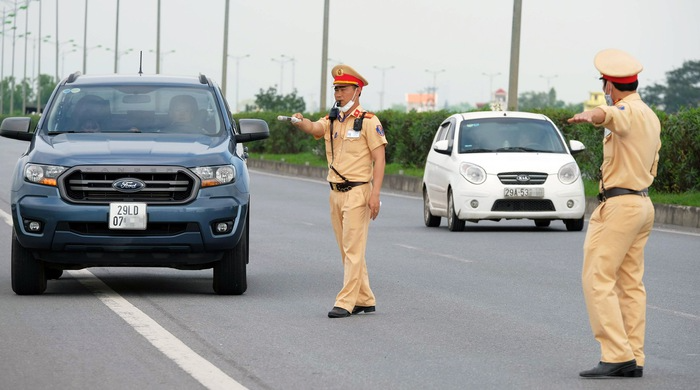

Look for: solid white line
[68,269,247,390]
[0,208,12,226]
[395,243,474,263]
[648,305,700,322]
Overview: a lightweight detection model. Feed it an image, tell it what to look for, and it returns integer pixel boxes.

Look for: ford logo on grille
[112,178,146,193]
[516,174,531,182]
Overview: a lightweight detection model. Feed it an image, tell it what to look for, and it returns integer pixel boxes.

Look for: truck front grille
[58,165,199,204]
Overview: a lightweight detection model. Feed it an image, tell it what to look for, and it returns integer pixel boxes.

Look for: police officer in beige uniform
[568,49,661,378]
[291,64,387,318]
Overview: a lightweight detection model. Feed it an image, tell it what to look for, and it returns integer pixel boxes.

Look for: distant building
[476,87,507,110]
[584,91,605,111]
[406,92,437,112]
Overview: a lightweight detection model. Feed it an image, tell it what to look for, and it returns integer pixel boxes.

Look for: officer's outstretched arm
[291,113,324,138]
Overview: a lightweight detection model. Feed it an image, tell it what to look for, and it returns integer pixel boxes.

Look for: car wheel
[11,231,47,295]
[423,188,441,227]
[447,190,465,232]
[564,217,584,232]
[534,220,551,227]
[46,268,64,280]
[213,210,248,295]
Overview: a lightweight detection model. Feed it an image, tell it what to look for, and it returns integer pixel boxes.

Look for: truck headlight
[24,164,66,186]
[558,162,580,184]
[192,165,236,187]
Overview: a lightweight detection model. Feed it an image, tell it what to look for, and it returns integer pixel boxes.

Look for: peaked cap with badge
[594,48,643,84]
[331,64,369,87]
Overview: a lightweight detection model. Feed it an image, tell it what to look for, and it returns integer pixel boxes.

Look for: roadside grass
[250,152,700,208]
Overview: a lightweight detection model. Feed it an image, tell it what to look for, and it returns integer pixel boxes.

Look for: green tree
[665,60,700,112]
[248,86,305,112]
[639,60,700,112]
[518,88,566,110]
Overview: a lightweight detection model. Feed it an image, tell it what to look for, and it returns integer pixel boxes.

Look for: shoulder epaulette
[364,112,375,119]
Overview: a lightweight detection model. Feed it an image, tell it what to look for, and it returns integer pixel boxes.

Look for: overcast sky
[5,0,700,112]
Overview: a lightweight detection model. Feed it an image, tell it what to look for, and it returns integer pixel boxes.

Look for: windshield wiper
[462,148,493,153]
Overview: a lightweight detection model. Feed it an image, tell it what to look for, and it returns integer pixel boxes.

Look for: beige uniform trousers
[329,183,375,312]
[582,194,655,366]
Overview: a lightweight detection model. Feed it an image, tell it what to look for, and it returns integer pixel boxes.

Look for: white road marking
[0,208,12,226]
[68,269,247,390]
[395,243,474,263]
[648,305,700,322]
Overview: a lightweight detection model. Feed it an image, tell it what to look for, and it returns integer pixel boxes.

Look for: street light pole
[271,54,292,95]
[282,54,295,92]
[425,68,445,110]
[221,0,229,95]
[10,0,19,114]
[539,74,558,90]
[1,6,7,114]
[319,0,329,111]
[229,54,249,113]
[82,0,87,73]
[482,72,501,102]
[374,65,394,110]
[21,0,28,114]
[114,0,119,73]
[35,0,42,112]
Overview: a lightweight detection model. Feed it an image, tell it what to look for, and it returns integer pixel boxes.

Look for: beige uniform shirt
[315,105,388,183]
[597,93,661,191]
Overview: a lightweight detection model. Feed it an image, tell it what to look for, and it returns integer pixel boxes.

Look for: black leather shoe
[612,366,643,378]
[327,307,351,318]
[579,360,637,378]
[352,305,376,314]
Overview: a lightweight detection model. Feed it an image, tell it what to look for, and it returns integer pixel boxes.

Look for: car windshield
[458,117,567,154]
[43,85,224,135]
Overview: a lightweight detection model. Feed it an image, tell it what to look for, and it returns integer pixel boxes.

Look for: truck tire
[12,231,47,295]
[213,211,248,295]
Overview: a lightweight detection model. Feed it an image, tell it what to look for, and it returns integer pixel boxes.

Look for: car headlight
[459,162,486,185]
[192,165,236,187]
[558,162,580,184]
[24,164,66,186]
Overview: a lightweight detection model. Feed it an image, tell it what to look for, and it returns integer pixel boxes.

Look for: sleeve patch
[376,125,385,136]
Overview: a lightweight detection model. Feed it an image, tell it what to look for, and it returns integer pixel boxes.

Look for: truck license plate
[109,203,147,230]
[504,187,544,198]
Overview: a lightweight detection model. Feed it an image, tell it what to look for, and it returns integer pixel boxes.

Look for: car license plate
[109,203,147,230]
[504,187,544,198]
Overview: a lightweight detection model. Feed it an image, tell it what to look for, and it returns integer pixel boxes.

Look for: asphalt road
[0,136,699,390]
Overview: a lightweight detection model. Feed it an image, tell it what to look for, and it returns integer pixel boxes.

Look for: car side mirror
[0,117,33,141]
[433,139,452,155]
[569,139,585,155]
[235,119,270,143]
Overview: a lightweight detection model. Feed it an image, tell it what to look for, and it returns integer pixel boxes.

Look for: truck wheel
[12,231,47,295]
[213,212,248,295]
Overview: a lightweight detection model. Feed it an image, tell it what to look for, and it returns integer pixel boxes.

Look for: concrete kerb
[247,158,700,230]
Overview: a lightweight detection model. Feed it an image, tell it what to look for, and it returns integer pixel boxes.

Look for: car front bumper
[11,185,248,268]
[452,178,585,221]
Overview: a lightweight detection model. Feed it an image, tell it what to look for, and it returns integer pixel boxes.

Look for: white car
[422,111,586,231]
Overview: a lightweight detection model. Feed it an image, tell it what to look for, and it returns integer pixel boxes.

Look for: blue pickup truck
[1,72,269,295]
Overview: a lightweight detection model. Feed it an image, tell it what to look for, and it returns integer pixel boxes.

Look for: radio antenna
[138,51,143,76]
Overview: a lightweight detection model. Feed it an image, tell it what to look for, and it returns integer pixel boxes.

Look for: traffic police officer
[291,64,387,318]
[568,49,661,378]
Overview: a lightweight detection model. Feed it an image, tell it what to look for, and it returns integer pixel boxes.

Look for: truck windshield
[43,85,223,135]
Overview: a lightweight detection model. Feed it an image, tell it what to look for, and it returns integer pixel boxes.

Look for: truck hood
[29,132,235,167]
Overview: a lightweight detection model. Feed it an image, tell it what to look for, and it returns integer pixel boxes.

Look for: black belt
[597,187,648,202]
[329,181,367,192]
